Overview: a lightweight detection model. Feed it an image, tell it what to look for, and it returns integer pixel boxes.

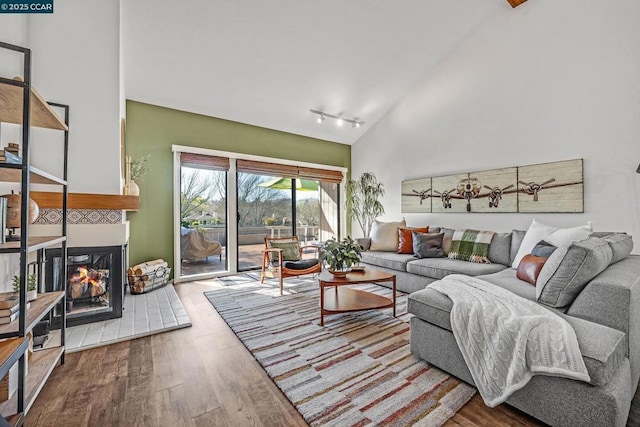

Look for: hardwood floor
[25,280,640,426]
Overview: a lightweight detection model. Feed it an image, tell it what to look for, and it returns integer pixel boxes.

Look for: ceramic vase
[127,180,140,196]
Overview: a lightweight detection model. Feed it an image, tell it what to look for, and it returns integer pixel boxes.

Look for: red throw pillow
[516,254,549,285]
[398,227,429,254]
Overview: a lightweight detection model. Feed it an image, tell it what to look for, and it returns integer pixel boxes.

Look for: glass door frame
[172,145,346,283]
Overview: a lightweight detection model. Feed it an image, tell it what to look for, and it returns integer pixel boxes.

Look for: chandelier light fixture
[310,109,364,128]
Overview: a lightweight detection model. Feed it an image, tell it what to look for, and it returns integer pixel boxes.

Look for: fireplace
[45,245,126,327]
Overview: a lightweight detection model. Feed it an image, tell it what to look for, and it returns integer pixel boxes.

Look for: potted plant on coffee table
[320,236,362,277]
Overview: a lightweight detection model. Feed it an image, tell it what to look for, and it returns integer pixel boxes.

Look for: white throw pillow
[512,219,558,268]
[512,219,594,268]
[545,222,593,247]
[369,219,406,251]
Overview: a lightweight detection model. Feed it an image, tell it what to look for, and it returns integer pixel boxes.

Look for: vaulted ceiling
[122,1,514,145]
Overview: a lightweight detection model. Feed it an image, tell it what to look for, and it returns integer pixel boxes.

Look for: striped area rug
[204,274,475,426]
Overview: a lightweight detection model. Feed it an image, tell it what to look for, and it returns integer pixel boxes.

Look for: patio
[180,241,320,277]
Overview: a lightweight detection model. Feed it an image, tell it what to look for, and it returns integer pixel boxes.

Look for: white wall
[27,0,122,194]
[352,0,640,252]
[0,15,28,76]
[0,5,122,290]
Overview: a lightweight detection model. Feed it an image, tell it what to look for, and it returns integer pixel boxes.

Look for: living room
[1,0,639,426]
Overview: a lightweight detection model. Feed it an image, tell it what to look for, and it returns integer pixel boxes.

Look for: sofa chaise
[358,224,639,427]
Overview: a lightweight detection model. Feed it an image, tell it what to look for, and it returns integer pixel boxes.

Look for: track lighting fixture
[310,109,364,128]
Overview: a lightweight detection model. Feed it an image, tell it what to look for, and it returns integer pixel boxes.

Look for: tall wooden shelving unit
[0,41,67,426]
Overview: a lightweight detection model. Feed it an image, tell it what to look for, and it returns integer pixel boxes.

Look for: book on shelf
[0,302,28,317]
[0,311,19,324]
[3,150,21,164]
[0,303,20,317]
[0,293,18,309]
[5,143,19,152]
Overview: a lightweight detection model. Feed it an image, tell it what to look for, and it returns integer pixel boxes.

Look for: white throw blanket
[429,274,590,407]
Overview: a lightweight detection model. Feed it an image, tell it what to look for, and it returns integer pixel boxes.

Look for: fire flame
[72,267,100,287]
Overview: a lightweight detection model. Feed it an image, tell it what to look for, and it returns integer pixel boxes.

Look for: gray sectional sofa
[359,227,639,427]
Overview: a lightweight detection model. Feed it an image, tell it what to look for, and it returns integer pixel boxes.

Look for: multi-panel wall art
[401,159,583,213]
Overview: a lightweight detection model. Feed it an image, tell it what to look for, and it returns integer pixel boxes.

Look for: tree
[181,168,222,220]
[296,198,320,225]
[345,172,385,237]
[237,173,285,226]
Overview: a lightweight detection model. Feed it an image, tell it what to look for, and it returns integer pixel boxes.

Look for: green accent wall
[125,100,351,270]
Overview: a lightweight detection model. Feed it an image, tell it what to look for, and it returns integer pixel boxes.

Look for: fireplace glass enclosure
[46,245,125,327]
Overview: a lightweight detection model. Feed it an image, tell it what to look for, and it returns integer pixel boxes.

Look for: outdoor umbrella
[258,177,319,191]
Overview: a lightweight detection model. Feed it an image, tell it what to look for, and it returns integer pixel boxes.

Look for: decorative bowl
[327,268,351,278]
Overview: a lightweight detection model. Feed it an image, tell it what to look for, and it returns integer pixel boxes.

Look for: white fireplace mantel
[30,222,130,247]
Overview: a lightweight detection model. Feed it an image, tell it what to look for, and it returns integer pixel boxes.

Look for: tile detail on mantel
[34,208,122,225]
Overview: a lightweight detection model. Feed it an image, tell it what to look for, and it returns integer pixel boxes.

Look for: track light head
[317,114,325,124]
[336,117,344,127]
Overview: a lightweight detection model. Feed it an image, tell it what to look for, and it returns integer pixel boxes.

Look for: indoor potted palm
[345,172,385,239]
[320,236,362,277]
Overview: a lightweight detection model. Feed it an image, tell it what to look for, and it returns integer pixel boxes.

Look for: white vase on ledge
[126,180,140,196]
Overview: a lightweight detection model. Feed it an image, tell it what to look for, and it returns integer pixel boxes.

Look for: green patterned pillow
[448,229,496,263]
[269,241,301,262]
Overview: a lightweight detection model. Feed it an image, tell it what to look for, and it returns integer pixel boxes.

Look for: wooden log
[128,259,167,276]
[134,263,168,277]
[70,282,84,300]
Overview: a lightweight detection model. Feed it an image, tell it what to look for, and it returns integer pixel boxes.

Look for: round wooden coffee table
[318,268,396,326]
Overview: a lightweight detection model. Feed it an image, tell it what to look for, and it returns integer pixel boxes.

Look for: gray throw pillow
[440,228,455,255]
[531,240,557,258]
[510,229,527,265]
[488,232,512,265]
[603,233,633,265]
[413,231,445,259]
[536,237,613,308]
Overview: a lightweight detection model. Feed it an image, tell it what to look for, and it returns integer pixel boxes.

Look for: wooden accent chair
[260,236,321,295]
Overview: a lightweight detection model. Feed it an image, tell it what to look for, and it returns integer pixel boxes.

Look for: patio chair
[260,235,321,295]
[181,228,223,262]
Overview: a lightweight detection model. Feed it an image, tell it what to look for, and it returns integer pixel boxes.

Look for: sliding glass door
[178,154,229,278]
[235,174,336,271]
[173,148,344,281]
